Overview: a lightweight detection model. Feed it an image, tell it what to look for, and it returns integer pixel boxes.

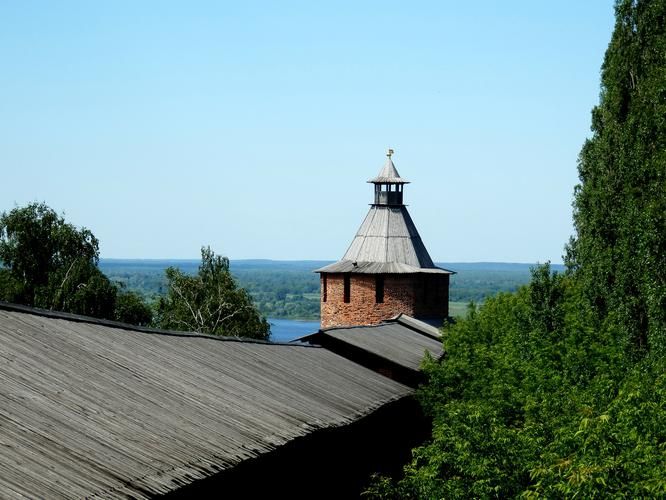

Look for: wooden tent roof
[315,206,453,275]
[0,302,411,498]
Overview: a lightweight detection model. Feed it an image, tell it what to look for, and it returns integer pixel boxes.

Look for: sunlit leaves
[155,246,270,339]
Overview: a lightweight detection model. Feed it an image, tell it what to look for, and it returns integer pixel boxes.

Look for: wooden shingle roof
[0,303,411,498]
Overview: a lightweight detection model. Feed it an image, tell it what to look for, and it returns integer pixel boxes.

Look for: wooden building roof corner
[294,315,444,387]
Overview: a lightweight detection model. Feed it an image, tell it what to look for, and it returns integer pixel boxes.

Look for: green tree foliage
[367,268,665,498]
[0,203,152,325]
[566,0,666,355]
[0,202,113,316]
[155,246,270,339]
[114,289,153,326]
[367,0,666,496]
[99,261,323,320]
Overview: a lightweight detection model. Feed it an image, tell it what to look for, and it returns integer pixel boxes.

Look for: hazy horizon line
[99,257,566,266]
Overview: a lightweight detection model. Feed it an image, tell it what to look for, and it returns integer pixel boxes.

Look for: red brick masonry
[320,273,449,328]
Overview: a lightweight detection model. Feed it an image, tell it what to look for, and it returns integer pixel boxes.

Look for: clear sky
[0,1,616,263]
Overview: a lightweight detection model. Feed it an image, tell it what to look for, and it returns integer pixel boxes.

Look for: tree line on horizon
[0,201,538,331]
[367,0,665,496]
[101,260,538,321]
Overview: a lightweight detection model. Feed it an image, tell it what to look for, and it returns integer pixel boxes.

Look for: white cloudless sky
[0,1,616,263]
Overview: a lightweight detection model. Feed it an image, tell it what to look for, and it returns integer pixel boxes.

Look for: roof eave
[314,261,454,275]
[367,178,410,184]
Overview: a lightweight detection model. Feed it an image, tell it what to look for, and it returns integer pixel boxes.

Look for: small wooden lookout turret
[316,150,453,328]
[371,148,408,206]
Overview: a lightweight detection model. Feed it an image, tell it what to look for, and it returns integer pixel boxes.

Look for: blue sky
[0,1,615,263]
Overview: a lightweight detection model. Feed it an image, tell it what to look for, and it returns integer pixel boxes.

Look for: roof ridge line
[319,320,399,333]
[347,206,378,262]
[0,301,317,348]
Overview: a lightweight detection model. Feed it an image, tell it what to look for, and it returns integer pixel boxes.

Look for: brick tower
[316,150,453,328]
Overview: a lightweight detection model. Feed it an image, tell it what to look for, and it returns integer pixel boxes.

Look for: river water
[268,318,320,343]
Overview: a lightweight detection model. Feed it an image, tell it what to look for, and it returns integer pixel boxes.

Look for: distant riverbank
[99,259,562,323]
[268,318,320,343]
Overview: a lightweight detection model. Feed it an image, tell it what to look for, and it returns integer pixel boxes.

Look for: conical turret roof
[368,156,409,184]
[315,205,451,274]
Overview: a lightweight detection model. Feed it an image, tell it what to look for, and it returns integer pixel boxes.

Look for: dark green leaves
[567,0,666,357]
[368,273,664,497]
[0,203,100,307]
[0,202,152,325]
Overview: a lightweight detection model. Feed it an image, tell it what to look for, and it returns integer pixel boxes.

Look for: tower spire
[369,150,409,206]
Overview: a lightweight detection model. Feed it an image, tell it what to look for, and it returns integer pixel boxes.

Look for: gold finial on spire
[387,148,394,158]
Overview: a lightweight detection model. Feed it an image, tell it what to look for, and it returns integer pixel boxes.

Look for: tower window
[423,276,439,304]
[431,278,440,304]
[375,276,384,303]
[343,275,351,303]
[322,274,327,302]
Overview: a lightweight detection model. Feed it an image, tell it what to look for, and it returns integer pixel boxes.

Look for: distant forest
[99,259,563,320]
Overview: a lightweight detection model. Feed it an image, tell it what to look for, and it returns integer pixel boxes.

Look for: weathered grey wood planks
[0,305,411,498]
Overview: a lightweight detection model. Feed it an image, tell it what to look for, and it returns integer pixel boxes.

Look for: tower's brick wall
[320,273,449,328]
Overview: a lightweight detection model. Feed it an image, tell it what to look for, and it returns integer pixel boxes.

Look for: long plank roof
[0,302,411,499]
